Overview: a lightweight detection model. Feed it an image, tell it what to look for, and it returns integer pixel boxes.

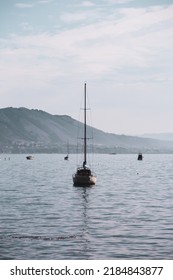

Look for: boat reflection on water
[73,186,92,258]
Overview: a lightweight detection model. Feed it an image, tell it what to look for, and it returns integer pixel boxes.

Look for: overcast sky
[1,0,173,135]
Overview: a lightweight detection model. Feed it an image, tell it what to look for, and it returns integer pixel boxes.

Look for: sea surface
[0,153,173,260]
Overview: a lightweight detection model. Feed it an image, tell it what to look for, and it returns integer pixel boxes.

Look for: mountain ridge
[1,107,173,154]
[139,133,173,141]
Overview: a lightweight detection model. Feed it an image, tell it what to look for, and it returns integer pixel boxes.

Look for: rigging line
[76,89,84,166]
[86,84,95,170]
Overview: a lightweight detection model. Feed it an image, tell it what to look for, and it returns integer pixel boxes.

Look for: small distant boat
[64,141,69,160]
[73,83,96,186]
[137,153,143,160]
[26,155,34,160]
[64,155,69,160]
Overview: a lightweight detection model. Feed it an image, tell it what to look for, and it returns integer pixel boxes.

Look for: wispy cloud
[21,22,34,31]
[1,2,173,133]
[60,11,92,23]
[80,1,96,7]
[15,3,34,8]
[105,0,135,4]
[38,0,54,4]
[2,4,173,80]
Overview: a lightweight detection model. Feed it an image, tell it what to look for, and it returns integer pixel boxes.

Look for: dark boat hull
[73,174,96,186]
[26,156,34,160]
[137,153,143,160]
[73,167,96,186]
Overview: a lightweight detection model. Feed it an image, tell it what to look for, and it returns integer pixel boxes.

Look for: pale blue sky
[1,0,173,134]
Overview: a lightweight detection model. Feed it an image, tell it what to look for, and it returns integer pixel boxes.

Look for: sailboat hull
[73,174,96,186]
[73,168,96,186]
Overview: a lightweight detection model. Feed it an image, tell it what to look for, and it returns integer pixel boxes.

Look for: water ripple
[0,234,83,241]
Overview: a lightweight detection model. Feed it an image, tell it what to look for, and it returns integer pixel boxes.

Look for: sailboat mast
[84,82,87,167]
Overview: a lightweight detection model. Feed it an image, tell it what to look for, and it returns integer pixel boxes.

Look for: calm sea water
[0,153,173,260]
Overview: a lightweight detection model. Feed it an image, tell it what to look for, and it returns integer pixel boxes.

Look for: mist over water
[0,154,173,259]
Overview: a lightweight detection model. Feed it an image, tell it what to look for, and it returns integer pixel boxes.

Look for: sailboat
[64,141,69,160]
[64,154,68,160]
[73,83,96,186]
